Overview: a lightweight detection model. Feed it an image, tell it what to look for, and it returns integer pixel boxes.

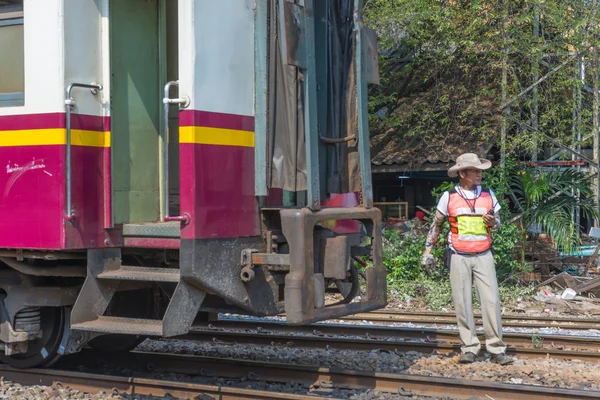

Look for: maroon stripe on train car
[179,110,254,131]
[65,146,112,248]
[0,144,110,250]
[0,113,110,131]
[179,142,259,239]
[0,145,64,248]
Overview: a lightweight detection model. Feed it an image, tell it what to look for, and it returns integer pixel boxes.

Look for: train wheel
[88,334,147,352]
[0,306,65,369]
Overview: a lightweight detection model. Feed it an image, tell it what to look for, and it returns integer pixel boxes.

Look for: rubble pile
[535,272,600,315]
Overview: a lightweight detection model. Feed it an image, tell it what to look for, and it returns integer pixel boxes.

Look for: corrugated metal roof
[370,128,494,171]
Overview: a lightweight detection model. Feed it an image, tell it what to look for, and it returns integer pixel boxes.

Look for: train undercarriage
[0,206,385,369]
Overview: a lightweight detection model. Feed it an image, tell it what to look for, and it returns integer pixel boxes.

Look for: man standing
[421,153,513,365]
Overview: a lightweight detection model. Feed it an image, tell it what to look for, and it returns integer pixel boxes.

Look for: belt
[449,248,489,256]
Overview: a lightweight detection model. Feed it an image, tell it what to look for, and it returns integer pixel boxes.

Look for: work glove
[420,253,435,277]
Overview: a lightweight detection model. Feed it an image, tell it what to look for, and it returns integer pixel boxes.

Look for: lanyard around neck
[456,186,480,214]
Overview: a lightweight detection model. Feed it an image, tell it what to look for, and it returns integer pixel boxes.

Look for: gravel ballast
[0,380,127,400]
[219,312,600,338]
[135,337,600,392]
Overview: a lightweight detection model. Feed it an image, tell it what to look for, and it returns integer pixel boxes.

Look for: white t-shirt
[436,185,501,252]
[436,185,501,216]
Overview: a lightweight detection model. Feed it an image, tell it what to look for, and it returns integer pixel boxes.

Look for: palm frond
[509,165,600,254]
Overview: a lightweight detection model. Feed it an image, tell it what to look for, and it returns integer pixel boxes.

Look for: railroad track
[185,321,600,362]
[202,319,600,351]
[46,349,600,400]
[339,310,600,330]
[0,364,314,400]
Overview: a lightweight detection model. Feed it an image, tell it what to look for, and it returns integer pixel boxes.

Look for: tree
[365,0,600,161]
[509,165,600,262]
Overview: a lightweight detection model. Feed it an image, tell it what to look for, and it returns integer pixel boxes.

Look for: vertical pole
[65,98,73,220]
[532,6,539,161]
[163,83,171,220]
[577,56,584,235]
[594,45,600,227]
[158,0,167,220]
[303,0,321,210]
[500,1,509,167]
[572,56,583,237]
[254,0,269,197]
[354,0,374,208]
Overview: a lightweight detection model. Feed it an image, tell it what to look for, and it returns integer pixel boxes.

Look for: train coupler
[279,206,387,325]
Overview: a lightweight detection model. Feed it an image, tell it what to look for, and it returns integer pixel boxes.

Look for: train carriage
[0,0,386,368]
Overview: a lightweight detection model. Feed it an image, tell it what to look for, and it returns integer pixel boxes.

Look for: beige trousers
[449,249,506,355]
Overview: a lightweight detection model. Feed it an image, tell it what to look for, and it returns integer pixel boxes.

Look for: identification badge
[457,215,487,235]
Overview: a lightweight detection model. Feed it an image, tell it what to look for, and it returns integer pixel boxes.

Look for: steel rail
[0,364,321,400]
[191,320,600,352]
[368,309,600,322]
[340,311,600,330]
[56,350,600,400]
[184,327,600,362]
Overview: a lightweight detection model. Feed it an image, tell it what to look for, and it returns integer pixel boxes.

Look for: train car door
[109,0,180,231]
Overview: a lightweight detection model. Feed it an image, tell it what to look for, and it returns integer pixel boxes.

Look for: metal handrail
[64,83,103,221]
[162,81,190,224]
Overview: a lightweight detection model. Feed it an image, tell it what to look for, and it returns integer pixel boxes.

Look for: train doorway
[109,0,180,231]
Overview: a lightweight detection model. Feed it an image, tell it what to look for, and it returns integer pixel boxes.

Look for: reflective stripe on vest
[447,189,493,253]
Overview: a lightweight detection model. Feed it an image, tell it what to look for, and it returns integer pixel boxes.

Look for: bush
[383,164,524,288]
[383,228,427,282]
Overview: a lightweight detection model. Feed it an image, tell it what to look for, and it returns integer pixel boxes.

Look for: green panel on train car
[110,0,161,224]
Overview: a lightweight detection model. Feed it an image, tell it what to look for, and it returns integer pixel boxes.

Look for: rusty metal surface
[0,365,318,400]
[181,237,283,316]
[0,257,86,277]
[345,310,600,330]
[189,320,600,352]
[71,316,163,336]
[97,265,180,283]
[251,252,290,265]
[70,248,120,327]
[57,350,600,400]
[370,130,492,169]
[320,236,349,280]
[122,236,180,249]
[0,250,86,260]
[280,206,386,325]
[183,327,600,362]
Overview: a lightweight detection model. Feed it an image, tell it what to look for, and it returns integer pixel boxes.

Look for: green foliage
[383,228,428,281]
[391,280,454,311]
[389,280,537,311]
[498,284,537,304]
[382,164,524,286]
[508,163,600,254]
[364,0,600,156]
[531,333,544,349]
[482,160,522,276]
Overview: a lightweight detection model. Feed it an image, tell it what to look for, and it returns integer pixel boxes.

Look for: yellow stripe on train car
[0,129,110,147]
[179,126,254,148]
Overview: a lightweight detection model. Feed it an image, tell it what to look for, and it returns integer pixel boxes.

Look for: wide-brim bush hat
[448,153,492,177]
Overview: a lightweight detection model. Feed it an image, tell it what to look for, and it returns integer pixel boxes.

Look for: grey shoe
[491,352,513,365]
[459,352,476,363]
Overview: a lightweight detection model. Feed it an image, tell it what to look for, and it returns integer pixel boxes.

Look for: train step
[71,316,164,336]
[97,266,180,283]
[70,249,206,337]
